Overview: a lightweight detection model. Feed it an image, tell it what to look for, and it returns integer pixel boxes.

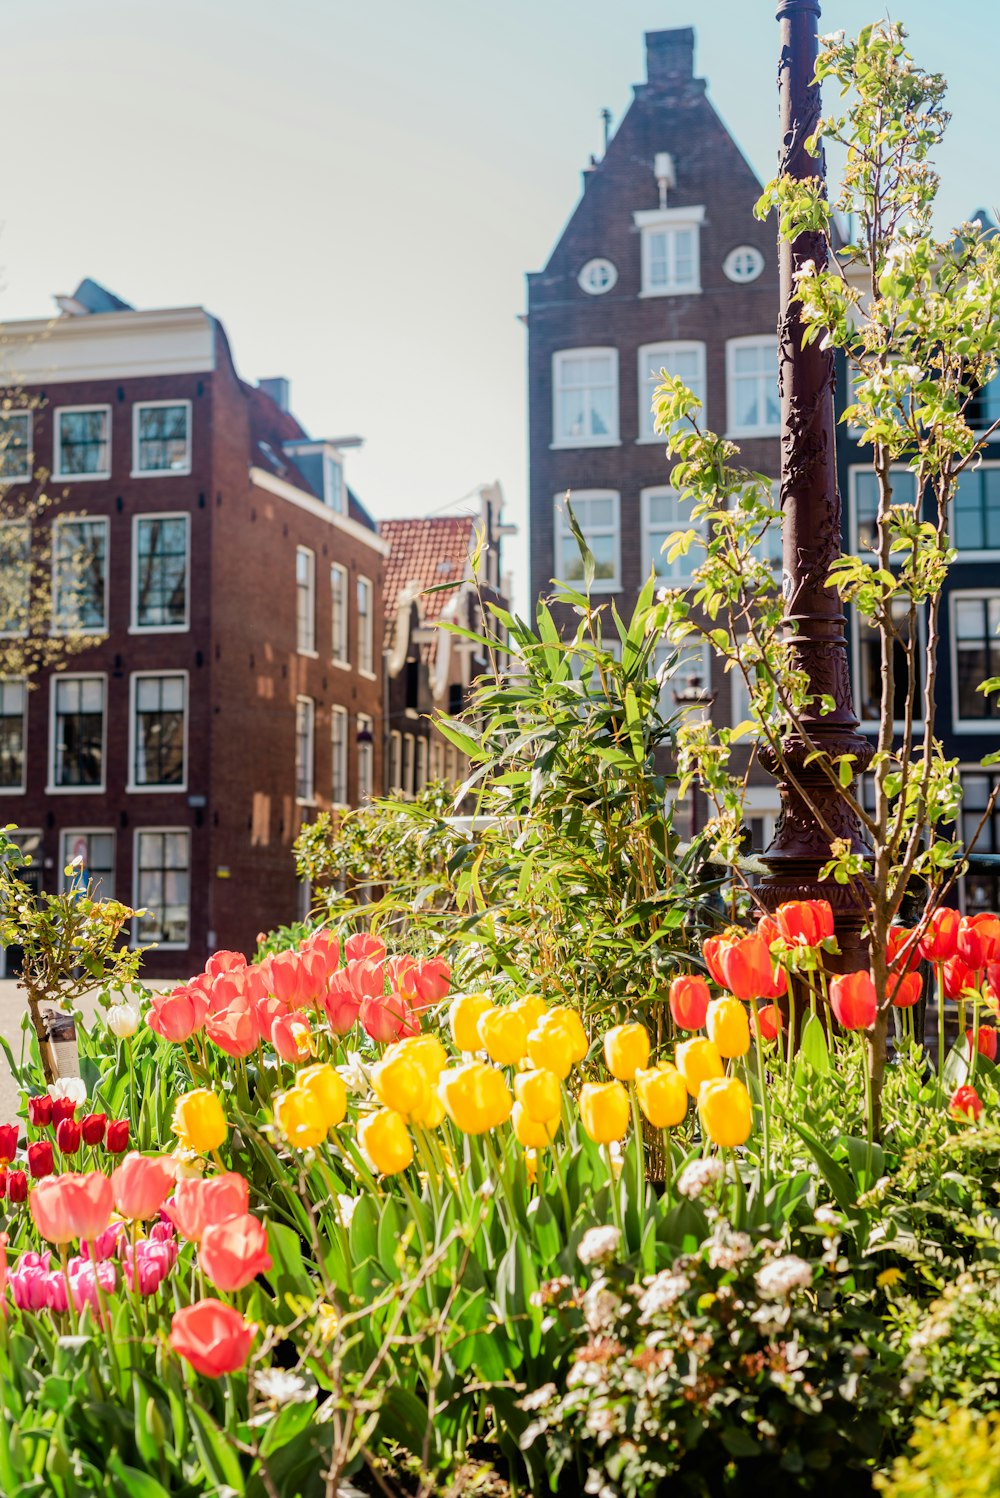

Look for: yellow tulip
[388,1034,448,1080]
[449,994,494,1052]
[477,1006,529,1066]
[511,994,547,1030]
[172,1088,227,1154]
[603,1023,650,1082]
[513,1068,562,1123]
[370,1053,432,1122]
[275,1086,327,1150]
[438,1062,512,1134]
[512,1101,559,1148]
[527,1008,588,1079]
[578,1081,629,1144]
[706,998,751,1059]
[698,1076,752,1147]
[358,1108,414,1175]
[676,1037,725,1098]
[635,1065,688,1127]
[297,1064,347,1130]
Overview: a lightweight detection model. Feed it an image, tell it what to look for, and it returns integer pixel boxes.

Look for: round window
[578,258,618,295]
[723,245,765,284]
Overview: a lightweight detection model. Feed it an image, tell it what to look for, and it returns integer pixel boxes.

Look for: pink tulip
[359,991,418,1044]
[112,1152,176,1221]
[411,959,451,1008]
[345,933,386,964]
[301,929,340,981]
[270,1013,312,1063]
[30,1172,114,1246]
[205,997,260,1058]
[324,977,362,1036]
[204,950,247,979]
[167,1173,250,1243]
[148,985,210,1043]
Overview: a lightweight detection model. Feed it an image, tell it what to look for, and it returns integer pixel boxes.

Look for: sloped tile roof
[381,515,476,624]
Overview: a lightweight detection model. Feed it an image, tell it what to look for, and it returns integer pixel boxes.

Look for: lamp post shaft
[759,1,872,962]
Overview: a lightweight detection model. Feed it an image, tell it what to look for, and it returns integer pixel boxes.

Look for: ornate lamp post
[758,0,872,969]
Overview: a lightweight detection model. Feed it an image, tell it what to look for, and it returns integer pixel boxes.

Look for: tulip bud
[578,1081,629,1145]
[889,972,922,1010]
[634,1065,688,1128]
[27,1095,53,1128]
[526,1008,588,1079]
[55,1119,81,1155]
[477,1006,530,1067]
[775,899,834,948]
[297,1064,347,1131]
[27,1141,53,1179]
[275,1087,327,1150]
[105,1004,138,1039]
[449,994,494,1053]
[706,997,751,1058]
[669,975,710,1032]
[357,1108,413,1175]
[675,1037,725,1098]
[829,971,878,1031]
[438,1062,512,1134]
[950,1084,983,1122]
[106,1119,130,1154]
[51,1097,77,1128]
[172,1089,227,1155]
[698,1076,753,1147]
[81,1113,107,1147]
[513,1068,562,1124]
[0,1124,18,1163]
[603,1023,650,1081]
[917,907,960,964]
[511,1102,558,1149]
[7,1169,27,1203]
[969,1026,998,1063]
[370,1053,432,1123]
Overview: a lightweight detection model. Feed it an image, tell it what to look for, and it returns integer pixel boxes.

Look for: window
[331,563,349,665]
[652,640,713,719]
[641,488,704,586]
[953,467,1000,554]
[850,468,920,555]
[416,736,428,793]
[0,411,31,481]
[357,714,374,801]
[134,830,190,947]
[969,373,1000,436]
[132,514,189,630]
[552,349,619,447]
[295,547,316,653]
[635,207,704,296]
[59,830,114,899]
[133,402,191,475]
[324,452,344,513]
[53,517,108,632]
[554,490,620,591]
[960,772,1000,912]
[389,730,402,792]
[430,739,444,782]
[856,600,924,728]
[131,673,186,788]
[51,675,104,789]
[637,343,706,441]
[0,522,30,636]
[357,576,374,675]
[54,406,110,479]
[0,679,25,790]
[723,245,765,284]
[296,697,315,802]
[578,258,618,295]
[730,639,756,732]
[727,338,780,437]
[953,594,1000,726]
[403,733,415,797]
[331,707,348,805]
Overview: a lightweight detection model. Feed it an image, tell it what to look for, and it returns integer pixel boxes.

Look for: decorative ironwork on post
[759,0,872,967]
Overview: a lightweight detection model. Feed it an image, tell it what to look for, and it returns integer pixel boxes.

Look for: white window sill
[131,939,190,951]
[563,581,621,594]
[128,623,191,635]
[331,657,352,671]
[130,466,192,479]
[297,647,319,659]
[639,286,702,299]
[635,435,677,445]
[858,722,927,735]
[0,630,29,640]
[45,784,107,795]
[952,720,1000,734]
[0,785,25,795]
[550,438,621,451]
[126,783,188,795]
[358,668,378,681]
[0,473,31,485]
[952,550,1000,563]
[726,428,781,441]
[53,472,111,483]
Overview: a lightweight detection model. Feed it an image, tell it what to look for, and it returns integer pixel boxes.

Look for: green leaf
[189,1401,246,1493]
[799,1013,831,1075]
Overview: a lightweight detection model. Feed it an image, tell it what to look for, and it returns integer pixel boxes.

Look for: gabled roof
[381,515,477,630]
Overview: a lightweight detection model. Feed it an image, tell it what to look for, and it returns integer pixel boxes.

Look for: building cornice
[0,307,217,384]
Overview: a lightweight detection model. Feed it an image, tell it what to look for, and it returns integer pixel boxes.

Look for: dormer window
[323,451,344,513]
[634,207,705,297]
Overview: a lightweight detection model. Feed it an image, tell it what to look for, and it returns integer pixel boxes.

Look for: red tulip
[148,985,210,1044]
[756,913,780,946]
[27,1142,53,1179]
[829,970,878,1030]
[27,1095,53,1128]
[669,974,711,1031]
[7,1170,26,1203]
[968,1026,998,1062]
[889,971,922,1010]
[0,1125,18,1164]
[170,1298,254,1378]
[81,1112,107,1147]
[720,934,787,1002]
[344,932,386,964]
[105,1119,130,1154]
[205,998,260,1059]
[55,1119,81,1155]
[359,992,418,1044]
[886,926,920,974]
[917,907,960,963]
[200,1213,271,1292]
[702,936,730,988]
[167,1173,250,1243]
[943,958,976,1001]
[0,1168,7,1198]
[112,1152,176,1220]
[950,1084,983,1121]
[775,899,834,948]
[957,914,1000,973]
[755,1002,784,1042]
[51,1097,78,1127]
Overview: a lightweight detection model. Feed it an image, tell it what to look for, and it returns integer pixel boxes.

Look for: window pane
[58,409,109,475]
[0,413,31,480]
[54,519,106,631]
[137,831,190,945]
[0,678,24,788]
[134,675,185,786]
[136,516,188,627]
[0,523,30,635]
[137,404,189,472]
[54,676,104,786]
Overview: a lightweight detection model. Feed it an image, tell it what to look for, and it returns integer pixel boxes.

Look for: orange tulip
[170,1298,254,1377]
[166,1174,250,1243]
[829,971,877,1030]
[200,1212,272,1292]
[917,907,960,963]
[669,975,710,1031]
[775,899,834,948]
[111,1152,175,1220]
[719,934,786,1002]
[957,914,1000,972]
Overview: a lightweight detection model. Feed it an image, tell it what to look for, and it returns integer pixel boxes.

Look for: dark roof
[68,278,134,314]
[245,381,377,533]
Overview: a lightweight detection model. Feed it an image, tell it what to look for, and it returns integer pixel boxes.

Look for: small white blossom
[577,1226,621,1267]
[638,1271,690,1322]
[518,1383,557,1413]
[50,1077,87,1106]
[676,1158,723,1199]
[815,1205,840,1227]
[583,1280,621,1333]
[253,1369,316,1405]
[478,1179,496,1200]
[707,1228,752,1271]
[336,1051,369,1096]
[105,1004,138,1039]
[755,1255,813,1300]
[336,1194,358,1229]
[820,29,844,44]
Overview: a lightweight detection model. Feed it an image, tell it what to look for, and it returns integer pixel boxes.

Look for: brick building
[526,28,782,844]
[0,279,386,975]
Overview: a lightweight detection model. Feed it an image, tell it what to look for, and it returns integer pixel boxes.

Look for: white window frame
[357,713,374,801]
[553,490,621,593]
[130,512,191,633]
[847,465,921,557]
[47,672,107,794]
[53,404,112,482]
[331,705,348,806]
[330,562,349,668]
[0,521,30,638]
[951,461,1000,561]
[295,695,316,804]
[403,733,415,798]
[415,735,428,793]
[950,589,1000,733]
[59,828,115,899]
[551,348,620,450]
[430,738,444,782]
[296,546,316,655]
[389,730,402,792]
[0,410,32,482]
[641,487,705,587]
[0,677,26,793]
[726,336,780,438]
[634,206,705,298]
[52,515,109,634]
[132,827,191,951]
[636,341,706,443]
[357,575,374,677]
[851,601,927,734]
[127,670,188,793]
[323,451,344,513]
[131,399,192,478]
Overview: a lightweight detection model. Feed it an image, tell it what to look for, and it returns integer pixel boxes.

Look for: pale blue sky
[3,2,994,609]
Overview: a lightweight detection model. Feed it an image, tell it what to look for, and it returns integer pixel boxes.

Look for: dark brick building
[526,28,782,844]
[0,279,385,975]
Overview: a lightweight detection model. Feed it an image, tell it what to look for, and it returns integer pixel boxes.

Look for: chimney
[645,28,695,91]
[258,377,290,411]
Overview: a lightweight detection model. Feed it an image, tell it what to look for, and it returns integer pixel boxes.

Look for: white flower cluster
[755,1255,813,1300]
[706,1227,752,1272]
[820,29,845,45]
[253,1369,316,1406]
[676,1158,723,1199]
[637,1270,690,1323]
[518,1382,557,1413]
[814,1205,840,1227]
[583,1280,621,1333]
[577,1226,621,1267]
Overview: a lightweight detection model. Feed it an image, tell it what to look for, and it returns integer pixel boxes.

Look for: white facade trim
[249,466,390,555]
[0,308,216,385]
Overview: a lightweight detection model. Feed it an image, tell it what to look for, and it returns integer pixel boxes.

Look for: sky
[3,1,997,613]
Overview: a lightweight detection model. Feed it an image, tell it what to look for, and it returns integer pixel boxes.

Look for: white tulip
[106,1004,138,1039]
[50,1076,87,1106]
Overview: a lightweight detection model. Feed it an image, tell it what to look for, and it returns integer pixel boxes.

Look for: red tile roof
[381,515,477,633]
